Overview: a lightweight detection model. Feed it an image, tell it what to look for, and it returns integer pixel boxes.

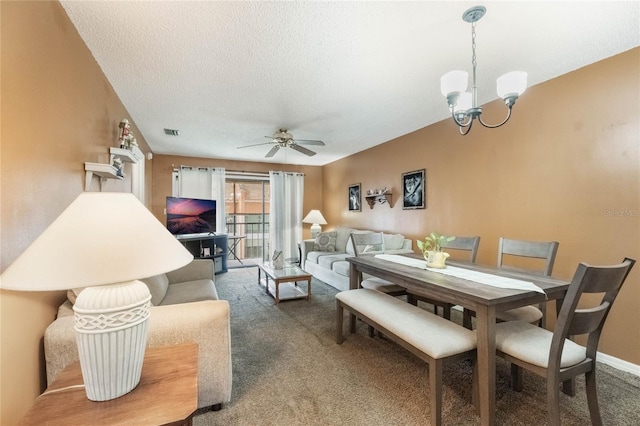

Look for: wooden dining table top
[347,254,569,311]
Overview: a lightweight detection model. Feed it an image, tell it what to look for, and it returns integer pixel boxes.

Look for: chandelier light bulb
[497,71,528,98]
[440,70,469,98]
[453,92,472,114]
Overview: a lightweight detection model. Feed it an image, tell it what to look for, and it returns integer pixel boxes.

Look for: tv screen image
[166,197,216,235]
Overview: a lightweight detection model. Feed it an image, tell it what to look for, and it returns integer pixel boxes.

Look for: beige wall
[323,47,640,365]
[1,2,152,424]
[151,155,323,239]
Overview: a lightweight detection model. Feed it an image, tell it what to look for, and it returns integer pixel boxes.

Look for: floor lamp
[0,192,193,401]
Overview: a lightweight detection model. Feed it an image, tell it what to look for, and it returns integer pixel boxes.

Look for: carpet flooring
[194,267,640,425]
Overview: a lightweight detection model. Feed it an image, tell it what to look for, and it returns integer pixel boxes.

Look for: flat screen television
[166,196,216,235]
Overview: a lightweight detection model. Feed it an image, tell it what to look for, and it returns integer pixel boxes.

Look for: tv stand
[176,234,228,274]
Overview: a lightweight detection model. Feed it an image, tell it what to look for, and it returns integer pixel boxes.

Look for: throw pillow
[384,233,405,251]
[141,274,169,306]
[67,288,85,305]
[314,231,338,252]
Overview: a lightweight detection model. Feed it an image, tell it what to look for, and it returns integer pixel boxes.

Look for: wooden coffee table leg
[275,279,280,304]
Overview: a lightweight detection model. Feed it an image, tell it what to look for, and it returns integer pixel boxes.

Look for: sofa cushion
[161,279,219,305]
[318,253,350,270]
[332,260,351,277]
[384,233,406,251]
[306,251,324,264]
[141,274,170,306]
[313,231,338,252]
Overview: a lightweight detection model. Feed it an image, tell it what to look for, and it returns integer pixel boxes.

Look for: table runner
[374,254,545,294]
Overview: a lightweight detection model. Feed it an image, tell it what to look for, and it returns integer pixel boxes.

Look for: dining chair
[494,258,635,426]
[463,237,559,329]
[351,232,408,296]
[351,232,404,336]
[409,236,481,320]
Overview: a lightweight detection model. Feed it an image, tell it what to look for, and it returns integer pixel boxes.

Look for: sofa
[301,227,413,291]
[44,259,232,410]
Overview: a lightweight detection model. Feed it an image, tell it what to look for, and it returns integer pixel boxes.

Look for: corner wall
[1,2,152,423]
[322,47,640,365]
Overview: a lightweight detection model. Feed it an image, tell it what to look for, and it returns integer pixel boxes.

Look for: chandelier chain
[471,21,477,71]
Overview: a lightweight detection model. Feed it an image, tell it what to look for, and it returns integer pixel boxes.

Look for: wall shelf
[110,147,138,163]
[85,147,140,191]
[84,162,124,190]
[365,193,392,209]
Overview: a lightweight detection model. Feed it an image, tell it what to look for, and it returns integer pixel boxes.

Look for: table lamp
[302,210,327,238]
[0,192,193,401]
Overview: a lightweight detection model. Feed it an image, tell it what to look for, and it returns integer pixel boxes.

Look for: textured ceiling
[60,1,639,166]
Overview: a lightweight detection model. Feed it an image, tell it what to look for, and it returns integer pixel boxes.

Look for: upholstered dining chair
[463,238,559,329]
[409,236,481,320]
[494,258,635,426]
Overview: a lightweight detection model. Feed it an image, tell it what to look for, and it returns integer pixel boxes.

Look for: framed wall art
[348,183,361,212]
[401,169,425,210]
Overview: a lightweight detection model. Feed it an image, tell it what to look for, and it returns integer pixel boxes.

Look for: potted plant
[417,232,455,268]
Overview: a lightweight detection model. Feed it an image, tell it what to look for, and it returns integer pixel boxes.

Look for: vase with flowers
[417,232,455,268]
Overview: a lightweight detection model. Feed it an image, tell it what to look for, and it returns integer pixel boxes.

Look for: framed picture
[348,183,361,212]
[402,169,425,210]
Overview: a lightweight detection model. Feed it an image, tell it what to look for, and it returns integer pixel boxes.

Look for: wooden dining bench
[336,288,477,426]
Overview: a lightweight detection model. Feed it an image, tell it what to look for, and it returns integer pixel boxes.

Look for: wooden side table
[20,343,198,426]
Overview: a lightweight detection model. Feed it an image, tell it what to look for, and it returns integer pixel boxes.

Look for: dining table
[346,254,570,426]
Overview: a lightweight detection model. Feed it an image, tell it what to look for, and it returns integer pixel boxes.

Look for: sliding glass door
[225,177,270,265]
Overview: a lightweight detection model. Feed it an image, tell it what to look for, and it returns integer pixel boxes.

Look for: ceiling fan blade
[290,144,316,156]
[293,139,325,146]
[265,145,280,157]
[238,142,275,149]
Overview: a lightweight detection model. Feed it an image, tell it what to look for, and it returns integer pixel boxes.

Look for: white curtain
[210,168,226,234]
[176,166,226,233]
[269,171,304,262]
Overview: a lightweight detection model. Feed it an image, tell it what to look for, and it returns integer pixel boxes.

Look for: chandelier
[440,6,527,135]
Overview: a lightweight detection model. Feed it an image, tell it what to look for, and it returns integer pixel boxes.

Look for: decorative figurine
[118,119,130,149]
[112,157,124,177]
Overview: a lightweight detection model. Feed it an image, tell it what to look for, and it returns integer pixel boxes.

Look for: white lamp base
[73,280,151,401]
[310,223,322,239]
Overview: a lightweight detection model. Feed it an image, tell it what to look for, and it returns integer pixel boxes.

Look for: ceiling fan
[238,128,325,157]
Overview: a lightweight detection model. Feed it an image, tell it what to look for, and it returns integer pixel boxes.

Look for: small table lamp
[302,210,327,238]
[0,192,193,401]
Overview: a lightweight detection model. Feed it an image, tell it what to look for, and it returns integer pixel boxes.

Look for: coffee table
[258,263,312,304]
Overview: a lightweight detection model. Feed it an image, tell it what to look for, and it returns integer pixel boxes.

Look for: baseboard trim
[449,305,640,377]
[598,351,640,377]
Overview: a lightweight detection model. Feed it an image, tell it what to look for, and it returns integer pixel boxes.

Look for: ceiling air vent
[164,128,180,136]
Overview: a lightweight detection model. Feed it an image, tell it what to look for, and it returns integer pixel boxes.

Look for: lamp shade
[453,92,473,114]
[497,71,528,98]
[440,70,468,97]
[0,192,193,291]
[302,210,327,225]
